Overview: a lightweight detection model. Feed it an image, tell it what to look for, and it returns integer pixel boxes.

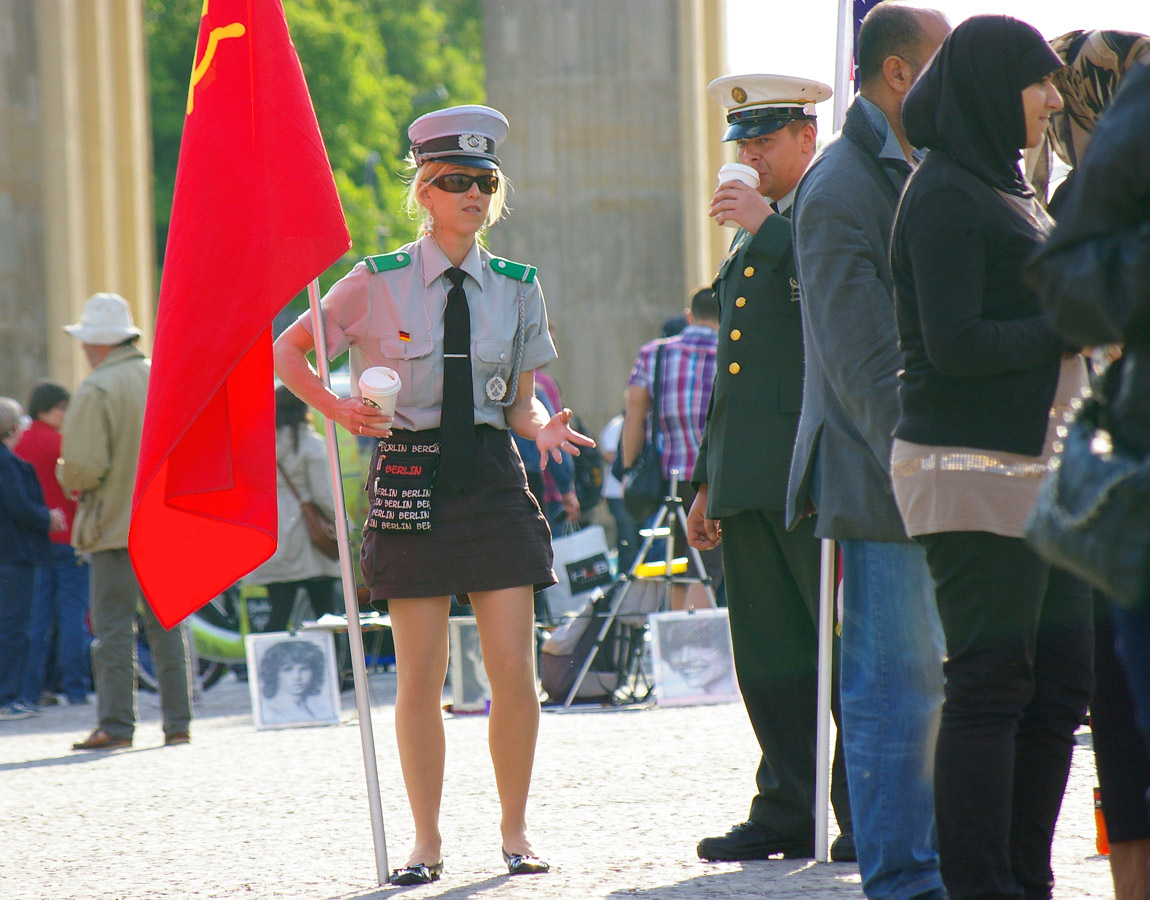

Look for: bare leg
[1109,838,1150,900]
[470,586,540,857]
[388,596,451,867]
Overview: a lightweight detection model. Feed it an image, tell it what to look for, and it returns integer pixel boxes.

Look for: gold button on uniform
[743,266,755,277]
[730,329,742,341]
[729,362,741,374]
[735,297,746,307]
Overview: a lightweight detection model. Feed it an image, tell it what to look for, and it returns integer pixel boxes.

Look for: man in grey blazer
[786,5,950,900]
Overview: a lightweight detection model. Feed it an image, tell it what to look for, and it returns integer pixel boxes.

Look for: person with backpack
[623,286,722,610]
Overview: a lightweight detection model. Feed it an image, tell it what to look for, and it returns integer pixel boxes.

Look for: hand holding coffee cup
[713,163,761,228]
[357,367,401,435]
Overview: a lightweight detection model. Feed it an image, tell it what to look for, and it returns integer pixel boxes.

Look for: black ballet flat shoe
[387,861,443,886]
[502,848,550,875]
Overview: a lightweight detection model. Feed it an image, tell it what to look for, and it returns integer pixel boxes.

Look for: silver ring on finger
[358,423,364,435]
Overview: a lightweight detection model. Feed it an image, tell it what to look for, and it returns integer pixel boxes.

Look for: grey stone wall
[0,0,47,405]
[484,0,706,433]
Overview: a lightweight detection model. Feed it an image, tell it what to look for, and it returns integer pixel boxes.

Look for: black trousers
[264,578,337,632]
[918,532,1093,900]
[722,509,851,840]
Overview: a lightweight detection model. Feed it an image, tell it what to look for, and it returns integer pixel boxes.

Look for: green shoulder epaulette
[488,256,537,283]
[364,250,413,274]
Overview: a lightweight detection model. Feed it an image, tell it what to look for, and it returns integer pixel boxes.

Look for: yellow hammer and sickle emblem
[186,0,246,115]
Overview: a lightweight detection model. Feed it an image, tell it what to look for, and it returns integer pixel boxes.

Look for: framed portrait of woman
[244,631,341,730]
[649,609,740,707]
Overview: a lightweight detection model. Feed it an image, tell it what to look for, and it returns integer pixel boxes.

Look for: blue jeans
[20,543,91,705]
[0,562,36,706]
[840,540,945,900]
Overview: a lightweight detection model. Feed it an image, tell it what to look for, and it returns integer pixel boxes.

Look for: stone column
[0,0,154,401]
[483,0,726,432]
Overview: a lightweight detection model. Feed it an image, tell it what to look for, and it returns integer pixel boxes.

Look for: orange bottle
[1094,786,1109,856]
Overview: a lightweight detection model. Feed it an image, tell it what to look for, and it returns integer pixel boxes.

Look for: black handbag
[622,343,668,522]
[1025,358,1150,609]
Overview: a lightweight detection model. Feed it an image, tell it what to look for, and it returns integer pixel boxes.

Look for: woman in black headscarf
[889,16,1094,900]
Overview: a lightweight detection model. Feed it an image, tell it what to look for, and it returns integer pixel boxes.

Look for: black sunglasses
[430,173,499,194]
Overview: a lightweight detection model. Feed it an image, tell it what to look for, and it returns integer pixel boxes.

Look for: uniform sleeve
[904,184,1061,377]
[519,279,559,372]
[58,383,111,495]
[746,213,793,266]
[298,262,373,360]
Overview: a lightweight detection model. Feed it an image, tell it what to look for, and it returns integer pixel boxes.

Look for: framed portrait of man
[244,631,341,730]
[448,616,491,713]
[649,609,740,707]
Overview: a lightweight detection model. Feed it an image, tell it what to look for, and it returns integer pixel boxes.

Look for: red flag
[131,0,351,628]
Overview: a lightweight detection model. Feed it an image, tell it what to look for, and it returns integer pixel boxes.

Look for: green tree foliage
[145,0,485,305]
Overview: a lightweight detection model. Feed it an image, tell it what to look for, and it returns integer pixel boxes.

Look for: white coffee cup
[358,366,402,418]
[718,162,760,189]
[716,163,760,227]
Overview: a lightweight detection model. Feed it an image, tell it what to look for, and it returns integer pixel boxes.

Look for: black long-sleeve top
[891,150,1064,457]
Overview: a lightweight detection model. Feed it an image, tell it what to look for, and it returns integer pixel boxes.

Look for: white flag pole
[307,277,389,883]
[815,0,856,866]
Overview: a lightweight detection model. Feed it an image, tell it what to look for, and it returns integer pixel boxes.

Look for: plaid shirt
[628,325,718,479]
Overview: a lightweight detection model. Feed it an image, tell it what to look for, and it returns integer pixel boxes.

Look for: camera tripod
[562,470,719,708]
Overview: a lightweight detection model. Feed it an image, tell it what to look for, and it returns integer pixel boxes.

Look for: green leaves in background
[145,0,485,307]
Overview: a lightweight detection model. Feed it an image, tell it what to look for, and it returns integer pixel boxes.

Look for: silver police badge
[458,133,486,152]
[485,375,508,401]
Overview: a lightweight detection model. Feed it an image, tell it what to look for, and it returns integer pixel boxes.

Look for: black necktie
[439,267,474,491]
[770,200,780,214]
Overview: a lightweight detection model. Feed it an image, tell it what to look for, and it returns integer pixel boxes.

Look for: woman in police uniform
[274,105,591,885]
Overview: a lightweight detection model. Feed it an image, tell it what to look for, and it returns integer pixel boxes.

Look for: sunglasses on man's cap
[430,173,499,194]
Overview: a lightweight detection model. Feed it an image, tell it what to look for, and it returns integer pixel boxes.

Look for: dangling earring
[424,213,435,236]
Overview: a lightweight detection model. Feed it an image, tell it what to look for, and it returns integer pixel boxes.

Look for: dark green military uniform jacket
[692,211,805,517]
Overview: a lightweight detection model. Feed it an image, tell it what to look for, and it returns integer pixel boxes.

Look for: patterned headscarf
[1027,29,1150,200]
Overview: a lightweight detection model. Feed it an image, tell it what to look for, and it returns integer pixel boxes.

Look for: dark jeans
[1112,601,1150,762]
[1092,591,1150,841]
[606,496,641,575]
[0,563,35,706]
[918,532,1093,900]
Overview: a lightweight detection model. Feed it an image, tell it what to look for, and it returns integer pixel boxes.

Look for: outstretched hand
[536,408,595,471]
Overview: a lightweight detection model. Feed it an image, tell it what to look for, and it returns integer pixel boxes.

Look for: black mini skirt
[361,426,556,609]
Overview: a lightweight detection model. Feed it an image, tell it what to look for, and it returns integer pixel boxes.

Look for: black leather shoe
[502,848,550,875]
[387,862,443,886]
[697,821,815,861]
[830,833,857,862]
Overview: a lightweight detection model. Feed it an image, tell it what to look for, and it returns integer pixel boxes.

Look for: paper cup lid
[359,366,401,393]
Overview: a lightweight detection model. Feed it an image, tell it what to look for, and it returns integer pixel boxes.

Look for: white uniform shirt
[299,234,557,432]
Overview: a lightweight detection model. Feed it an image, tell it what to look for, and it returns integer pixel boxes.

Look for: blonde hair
[404,157,510,235]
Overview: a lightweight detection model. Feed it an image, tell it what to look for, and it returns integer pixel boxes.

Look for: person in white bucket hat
[59,293,193,752]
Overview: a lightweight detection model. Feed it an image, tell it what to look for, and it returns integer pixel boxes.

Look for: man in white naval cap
[687,75,854,862]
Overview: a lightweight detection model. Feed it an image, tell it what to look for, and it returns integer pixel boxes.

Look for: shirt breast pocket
[379,335,436,408]
[473,339,515,405]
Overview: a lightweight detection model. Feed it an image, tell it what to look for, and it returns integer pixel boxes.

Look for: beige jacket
[59,344,149,552]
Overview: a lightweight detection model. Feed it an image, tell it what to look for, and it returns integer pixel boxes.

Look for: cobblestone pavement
[0,671,1109,899]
